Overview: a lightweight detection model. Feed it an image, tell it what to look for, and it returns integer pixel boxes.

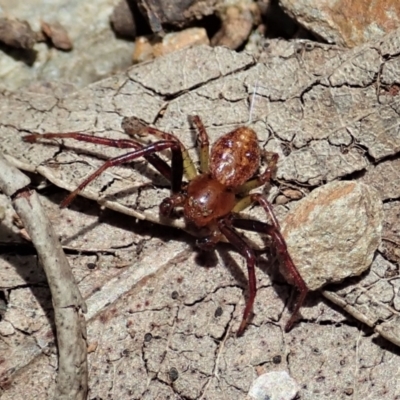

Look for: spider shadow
[193,234,301,329]
[0,188,192,348]
[0,221,56,340]
[320,271,400,355]
[0,43,37,66]
[0,189,113,345]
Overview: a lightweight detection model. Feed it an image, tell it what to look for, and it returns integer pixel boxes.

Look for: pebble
[281,181,383,291]
[247,371,300,400]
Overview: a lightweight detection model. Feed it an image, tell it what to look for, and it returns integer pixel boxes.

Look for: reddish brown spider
[23,115,308,335]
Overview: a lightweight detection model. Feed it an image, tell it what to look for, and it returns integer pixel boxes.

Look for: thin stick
[0,152,88,400]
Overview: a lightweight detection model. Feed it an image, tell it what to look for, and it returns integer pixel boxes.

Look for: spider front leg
[160,115,214,220]
[190,115,210,174]
[24,133,184,208]
[232,193,308,333]
[122,117,198,181]
[63,140,184,207]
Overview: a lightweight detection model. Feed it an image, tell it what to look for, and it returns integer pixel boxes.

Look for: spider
[23,115,308,335]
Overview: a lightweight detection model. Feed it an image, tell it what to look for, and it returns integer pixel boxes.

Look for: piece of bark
[135,0,216,30]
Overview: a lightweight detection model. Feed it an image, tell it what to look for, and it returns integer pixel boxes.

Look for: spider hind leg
[217,216,258,336]
[232,193,308,332]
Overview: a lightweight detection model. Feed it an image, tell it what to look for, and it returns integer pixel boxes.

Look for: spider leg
[217,216,258,336]
[232,193,308,332]
[23,132,172,182]
[125,124,198,180]
[159,192,186,218]
[25,137,183,208]
[190,115,210,174]
[195,222,222,251]
[233,152,279,213]
[235,152,278,196]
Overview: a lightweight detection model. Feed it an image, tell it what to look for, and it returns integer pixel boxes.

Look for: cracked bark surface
[1,33,400,398]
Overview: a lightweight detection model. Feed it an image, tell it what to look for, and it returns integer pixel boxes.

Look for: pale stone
[248,371,300,400]
[281,181,383,291]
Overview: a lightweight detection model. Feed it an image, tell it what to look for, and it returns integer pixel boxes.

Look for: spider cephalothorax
[24,115,308,335]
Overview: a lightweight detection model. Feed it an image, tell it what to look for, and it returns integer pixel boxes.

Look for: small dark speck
[144,332,152,342]
[312,347,321,355]
[87,262,96,269]
[272,355,282,364]
[171,291,179,300]
[214,306,223,318]
[168,367,179,382]
[281,143,291,157]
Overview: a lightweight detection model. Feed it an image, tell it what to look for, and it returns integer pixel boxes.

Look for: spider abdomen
[210,127,260,188]
[184,174,235,227]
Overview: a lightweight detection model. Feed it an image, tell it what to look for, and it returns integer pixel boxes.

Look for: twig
[0,152,88,400]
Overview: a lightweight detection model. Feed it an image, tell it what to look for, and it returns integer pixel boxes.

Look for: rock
[0,17,36,49]
[280,0,400,47]
[281,181,383,291]
[41,20,73,51]
[110,0,137,39]
[247,371,300,400]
